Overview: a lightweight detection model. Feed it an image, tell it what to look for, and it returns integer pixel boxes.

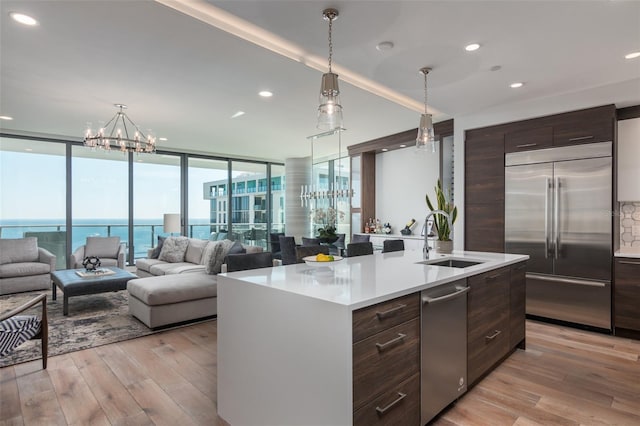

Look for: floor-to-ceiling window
[1,134,284,263]
[190,157,229,240]
[71,147,129,257]
[133,153,181,259]
[0,138,67,268]
[231,161,268,248]
[270,164,285,236]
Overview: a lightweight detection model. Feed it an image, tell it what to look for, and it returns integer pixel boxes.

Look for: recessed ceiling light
[25,148,33,152]
[510,82,524,88]
[376,41,394,52]
[0,115,13,120]
[381,148,389,152]
[399,144,407,148]
[625,51,640,59]
[465,43,481,52]
[159,137,168,141]
[231,111,245,118]
[9,12,38,26]
[258,91,273,98]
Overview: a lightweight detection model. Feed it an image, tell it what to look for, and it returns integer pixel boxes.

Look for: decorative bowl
[303,255,344,267]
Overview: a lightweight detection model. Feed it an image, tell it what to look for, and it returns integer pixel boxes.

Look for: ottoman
[127,272,217,329]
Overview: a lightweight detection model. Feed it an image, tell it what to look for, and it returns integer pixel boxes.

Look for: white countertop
[221,250,529,310]
[615,248,640,258]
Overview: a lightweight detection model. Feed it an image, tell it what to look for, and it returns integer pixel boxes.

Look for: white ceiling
[1,0,639,163]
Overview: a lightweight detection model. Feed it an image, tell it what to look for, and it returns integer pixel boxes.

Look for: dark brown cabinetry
[614,257,640,338]
[464,131,505,253]
[467,266,510,385]
[464,105,615,253]
[467,261,527,386]
[352,293,420,425]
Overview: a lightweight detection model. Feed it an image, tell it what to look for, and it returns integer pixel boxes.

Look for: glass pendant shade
[416,113,436,152]
[317,72,343,130]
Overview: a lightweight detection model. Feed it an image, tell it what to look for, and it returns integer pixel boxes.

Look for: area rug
[0,289,214,367]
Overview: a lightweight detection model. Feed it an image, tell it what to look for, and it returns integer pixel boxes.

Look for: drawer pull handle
[516,143,537,148]
[375,392,407,416]
[619,260,640,266]
[375,333,406,352]
[375,304,407,320]
[485,330,501,341]
[486,272,505,281]
[568,135,594,142]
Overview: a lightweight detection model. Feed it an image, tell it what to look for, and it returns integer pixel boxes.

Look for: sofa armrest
[38,247,57,272]
[117,243,126,268]
[70,245,85,269]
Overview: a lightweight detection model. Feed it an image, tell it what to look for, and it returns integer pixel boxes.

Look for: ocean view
[0,218,214,259]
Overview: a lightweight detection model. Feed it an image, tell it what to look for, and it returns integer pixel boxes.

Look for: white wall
[375,146,440,235]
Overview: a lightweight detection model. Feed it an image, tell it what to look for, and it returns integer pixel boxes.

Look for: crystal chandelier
[317,8,343,131]
[84,104,156,154]
[416,67,436,152]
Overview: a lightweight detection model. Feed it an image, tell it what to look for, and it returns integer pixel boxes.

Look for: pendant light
[416,67,436,152]
[317,8,343,131]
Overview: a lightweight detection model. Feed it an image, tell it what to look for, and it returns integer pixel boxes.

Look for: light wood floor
[1,320,639,426]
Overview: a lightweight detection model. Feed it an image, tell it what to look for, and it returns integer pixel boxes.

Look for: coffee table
[51,267,137,315]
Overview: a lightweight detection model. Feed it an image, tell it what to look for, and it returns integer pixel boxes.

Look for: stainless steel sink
[417,258,484,268]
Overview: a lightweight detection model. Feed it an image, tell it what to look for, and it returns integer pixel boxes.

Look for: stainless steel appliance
[505,142,612,330]
[421,279,468,424]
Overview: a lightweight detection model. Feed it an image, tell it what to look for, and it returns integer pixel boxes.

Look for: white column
[285,157,311,240]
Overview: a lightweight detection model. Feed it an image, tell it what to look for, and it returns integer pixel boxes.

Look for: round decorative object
[82,256,101,271]
[303,255,343,267]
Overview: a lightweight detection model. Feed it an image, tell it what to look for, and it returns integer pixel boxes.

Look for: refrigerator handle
[544,177,550,259]
[554,177,560,260]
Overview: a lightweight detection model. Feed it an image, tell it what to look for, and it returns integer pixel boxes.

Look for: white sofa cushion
[0,262,50,278]
[127,273,217,306]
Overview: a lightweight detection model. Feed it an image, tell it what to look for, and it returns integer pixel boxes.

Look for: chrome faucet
[424,209,452,259]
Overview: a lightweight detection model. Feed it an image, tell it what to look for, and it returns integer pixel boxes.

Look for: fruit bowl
[303,255,344,267]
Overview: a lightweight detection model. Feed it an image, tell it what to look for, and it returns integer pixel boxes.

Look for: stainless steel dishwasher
[421,279,469,424]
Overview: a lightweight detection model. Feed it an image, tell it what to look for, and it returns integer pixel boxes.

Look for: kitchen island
[217,250,528,426]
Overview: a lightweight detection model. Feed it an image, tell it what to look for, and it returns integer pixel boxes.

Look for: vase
[434,240,453,254]
[317,235,339,244]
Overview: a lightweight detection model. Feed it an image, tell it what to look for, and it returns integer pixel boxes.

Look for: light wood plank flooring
[1,320,638,425]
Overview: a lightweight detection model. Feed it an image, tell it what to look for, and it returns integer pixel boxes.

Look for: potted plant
[425,179,458,253]
[312,207,343,244]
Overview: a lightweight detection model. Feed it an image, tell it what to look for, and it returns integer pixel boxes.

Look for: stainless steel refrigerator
[505,142,612,330]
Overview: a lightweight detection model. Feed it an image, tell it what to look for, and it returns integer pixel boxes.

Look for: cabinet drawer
[615,258,640,331]
[352,293,420,343]
[353,318,420,410]
[468,315,510,385]
[468,267,510,327]
[353,373,420,426]
[505,126,553,153]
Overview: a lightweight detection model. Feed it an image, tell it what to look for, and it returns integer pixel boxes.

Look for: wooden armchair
[0,294,48,369]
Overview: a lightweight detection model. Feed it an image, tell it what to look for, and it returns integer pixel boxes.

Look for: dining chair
[345,242,374,257]
[382,239,405,253]
[279,236,298,265]
[295,245,330,263]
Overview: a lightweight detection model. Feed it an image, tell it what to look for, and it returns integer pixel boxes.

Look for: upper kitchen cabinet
[618,116,640,201]
[551,105,615,147]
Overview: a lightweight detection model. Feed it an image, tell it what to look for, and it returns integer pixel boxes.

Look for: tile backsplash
[620,202,640,247]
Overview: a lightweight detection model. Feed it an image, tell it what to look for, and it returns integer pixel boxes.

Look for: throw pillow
[185,238,209,264]
[205,239,235,275]
[149,235,166,259]
[228,240,246,255]
[201,241,219,270]
[158,236,189,263]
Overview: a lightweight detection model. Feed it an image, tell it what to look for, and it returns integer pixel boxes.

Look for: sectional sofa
[127,236,263,328]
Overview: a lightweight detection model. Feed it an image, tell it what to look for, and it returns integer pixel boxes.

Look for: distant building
[203,173,285,242]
